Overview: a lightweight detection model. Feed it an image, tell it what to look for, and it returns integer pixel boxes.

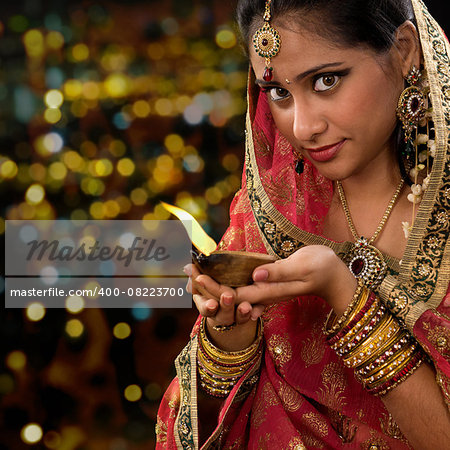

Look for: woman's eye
[313,74,340,92]
[266,87,290,101]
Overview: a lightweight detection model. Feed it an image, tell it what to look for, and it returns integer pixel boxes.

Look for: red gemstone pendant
[263,67,273,81]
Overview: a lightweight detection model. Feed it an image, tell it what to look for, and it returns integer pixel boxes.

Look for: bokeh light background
[0,0,246,448]
[0,1,448,449]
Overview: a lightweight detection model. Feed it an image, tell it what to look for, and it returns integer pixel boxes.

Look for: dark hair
[237,0,415,54]
[237,0,416,182]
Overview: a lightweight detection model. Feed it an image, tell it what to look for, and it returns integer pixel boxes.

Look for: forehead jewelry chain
[336,177,405,289]
[252,0,281,81]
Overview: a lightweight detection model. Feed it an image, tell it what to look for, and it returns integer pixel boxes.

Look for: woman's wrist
[206,316,260,352]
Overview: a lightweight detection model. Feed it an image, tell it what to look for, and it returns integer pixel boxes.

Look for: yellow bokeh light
[65,319,84,338]
[153,203,171,219]
[18,202,36,220]
[25,184,45,205]
[44,108,62,124]
[82,81,100,100]
[117,158,135,177]
[45,89,64,108]
[64,79,83,99]
[222,153,241,172]
[113,322,131,339]
[104,73,130,98]
[215,29,237,49]
[49,162,67,180]
[26,302,46,321]
[175,95,191,113]
[65,296,85,314]
[63,150,84,171]
[154,98,173,116]
[156,154,174,172]
[43,431,61,449]
[108,139,126,157]
[93,159,113,177]
[116,196,132,213]
[23,29,44,58]
[72,43,89,61]
[90,201,105,219]
[164,134,184,154]
[0,160,18,179]
[130,188,148,206]
[104,200,120,218]
[6,350,27,371]
[71,100,88,118]
[132,100,151,118]
[205,186,222,205]
[70,209,89,221]
[21,423,43,444]
[124,384,142,402]
[46,31,64,50]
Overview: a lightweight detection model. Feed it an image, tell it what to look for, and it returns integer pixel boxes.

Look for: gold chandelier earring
[396,65,427,154]
[253,0,281,81]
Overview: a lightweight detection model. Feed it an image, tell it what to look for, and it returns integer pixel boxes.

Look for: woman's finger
[235,301,253,325]
[212,291,237,326]
[193,294,219,317]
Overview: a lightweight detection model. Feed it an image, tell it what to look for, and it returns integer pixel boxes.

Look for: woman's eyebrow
[255,61,345,86]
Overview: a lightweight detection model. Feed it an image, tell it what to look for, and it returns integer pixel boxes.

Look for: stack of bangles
[197,317,263,397]
[324,280,427,396]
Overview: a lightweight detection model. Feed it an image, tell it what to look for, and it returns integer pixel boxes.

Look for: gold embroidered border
[174,337,199,450]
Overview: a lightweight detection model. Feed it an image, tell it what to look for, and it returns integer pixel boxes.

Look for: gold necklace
[336,177,405,288]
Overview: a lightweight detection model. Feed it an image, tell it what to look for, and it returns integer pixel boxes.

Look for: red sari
[157,1,450,447]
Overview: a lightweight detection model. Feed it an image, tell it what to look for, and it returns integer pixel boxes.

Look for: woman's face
[249,22,406,181]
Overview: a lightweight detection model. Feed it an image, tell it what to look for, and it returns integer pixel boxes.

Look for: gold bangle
[324,279,365,336]
[331,297,381,352]
[199,317,263,363]
[343,315,400,368]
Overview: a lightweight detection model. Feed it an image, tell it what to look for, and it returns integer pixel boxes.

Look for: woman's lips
[304,140,346,162]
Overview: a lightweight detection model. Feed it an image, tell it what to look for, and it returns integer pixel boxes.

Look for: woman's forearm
[381,362,450,449]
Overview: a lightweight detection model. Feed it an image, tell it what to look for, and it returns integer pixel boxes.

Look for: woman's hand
[236,245,357,317]
[185,264,264,351]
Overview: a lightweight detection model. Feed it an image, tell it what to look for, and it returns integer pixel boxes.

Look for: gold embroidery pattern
[288,436,307,449]
[379,413,409,444]
[156,414,168,445]
[423,321,450,357]
[317,362,347,411]
[251,382,279,429]
[300,323,326,367]
[277,382,304,412]
[436,370,450,407]
[302,431,325,448]
[302,412,329,438]
[267,334,292,372]
[361,430,390,450]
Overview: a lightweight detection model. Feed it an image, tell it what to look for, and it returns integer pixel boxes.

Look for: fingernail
[253,269,268,282]
[182,264,192,276]
[222,294,233,306]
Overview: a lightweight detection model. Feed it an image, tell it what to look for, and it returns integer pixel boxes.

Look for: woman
[157,0,450,448]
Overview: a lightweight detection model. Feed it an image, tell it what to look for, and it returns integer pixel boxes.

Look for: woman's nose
[292,102,327,142]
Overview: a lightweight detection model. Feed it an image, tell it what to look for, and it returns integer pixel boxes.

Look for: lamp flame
[161,202,217,256]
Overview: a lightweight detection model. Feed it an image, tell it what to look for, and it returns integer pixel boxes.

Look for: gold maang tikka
[252,0,281,81]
